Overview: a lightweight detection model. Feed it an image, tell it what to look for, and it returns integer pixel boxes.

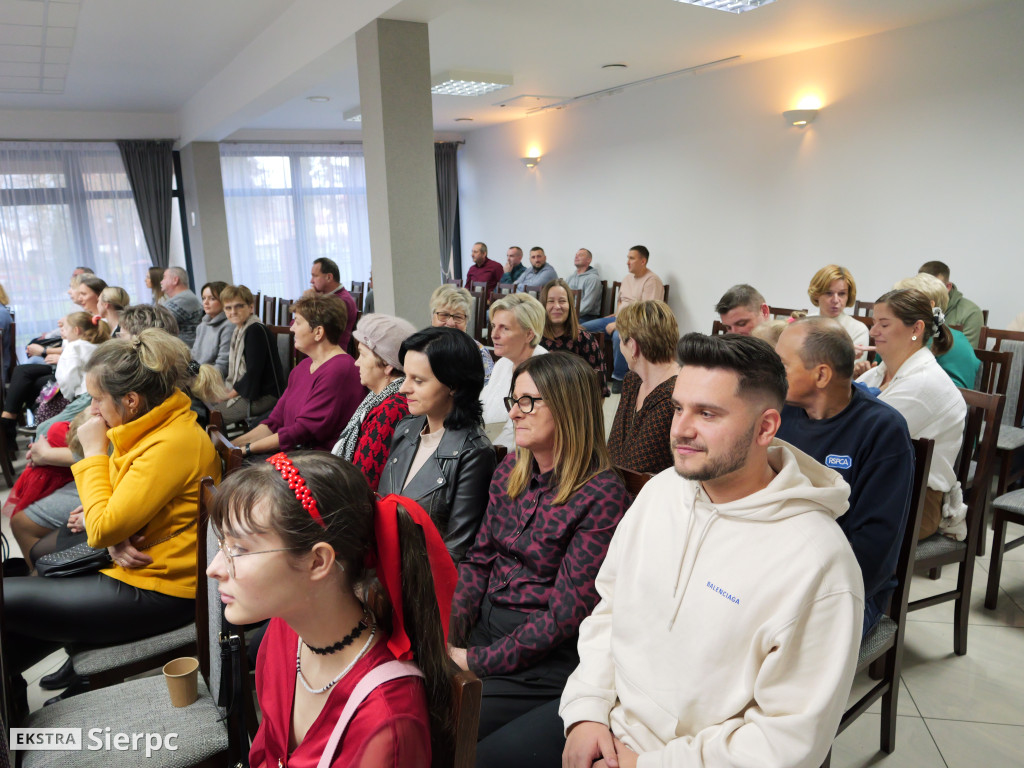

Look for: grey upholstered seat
[997,425,1024,451]
[21,675,227,768]
[915,533,966,560]
[993,487,1024,514]
[858,616,897,665]
[71,624,196,676]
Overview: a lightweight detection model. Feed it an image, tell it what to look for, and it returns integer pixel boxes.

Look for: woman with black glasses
[448,352,628,751]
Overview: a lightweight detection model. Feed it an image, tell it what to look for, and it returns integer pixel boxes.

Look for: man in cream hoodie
[560,333,864,768]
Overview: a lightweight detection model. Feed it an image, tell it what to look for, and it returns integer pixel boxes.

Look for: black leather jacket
[378,415,496,564]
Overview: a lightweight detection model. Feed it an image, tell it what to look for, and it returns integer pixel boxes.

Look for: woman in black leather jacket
[378,326,495,563]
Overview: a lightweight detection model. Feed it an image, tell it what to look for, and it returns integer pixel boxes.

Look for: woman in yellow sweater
[4,328,220,712]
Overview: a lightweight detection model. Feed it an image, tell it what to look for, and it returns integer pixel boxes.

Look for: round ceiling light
[307,96,330,103]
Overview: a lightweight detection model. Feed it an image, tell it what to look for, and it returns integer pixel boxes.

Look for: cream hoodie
[560,441,863,768]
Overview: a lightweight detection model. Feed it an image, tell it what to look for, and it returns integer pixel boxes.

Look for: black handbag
[35,542,112,578]
[36,518,198,578]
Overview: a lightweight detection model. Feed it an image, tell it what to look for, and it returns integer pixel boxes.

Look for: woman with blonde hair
[807,265,869,356]
[479,292,547,450]
[450,352,628,752]
[539,278,608,396]
[3,328,220,714]
[894,273,980,388]
[97,286,130,336]
[607,300,680,474]
[429,284,494,383]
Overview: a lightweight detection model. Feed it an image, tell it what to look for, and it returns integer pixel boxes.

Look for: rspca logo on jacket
[825,454,853,470]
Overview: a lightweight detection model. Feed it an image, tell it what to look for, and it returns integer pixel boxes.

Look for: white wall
[457,1,1024,332]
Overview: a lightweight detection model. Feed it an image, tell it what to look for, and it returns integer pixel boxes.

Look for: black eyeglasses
[503,394,544,414]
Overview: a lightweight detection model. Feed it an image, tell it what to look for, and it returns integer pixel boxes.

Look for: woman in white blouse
[807,265,870,357]
[479,293,547,450]
[857,288,967,540]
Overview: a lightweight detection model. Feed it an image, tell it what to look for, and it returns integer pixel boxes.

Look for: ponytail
[191,363,230,404]
[931,306,954,357]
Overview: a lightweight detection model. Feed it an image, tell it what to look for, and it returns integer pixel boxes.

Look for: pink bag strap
[316,660,425,768]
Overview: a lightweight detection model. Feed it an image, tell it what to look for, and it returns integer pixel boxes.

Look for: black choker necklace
[303,617,368,656]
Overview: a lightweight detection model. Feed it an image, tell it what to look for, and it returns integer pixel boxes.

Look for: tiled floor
[5,422,1024,766]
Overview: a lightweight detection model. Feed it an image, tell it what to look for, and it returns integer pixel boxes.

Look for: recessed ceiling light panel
[671,0,777,13]
[431,70,512,96]
[306,95,330,103]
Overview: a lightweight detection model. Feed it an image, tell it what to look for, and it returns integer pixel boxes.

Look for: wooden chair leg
[0,429,15,487]
[820,747,832,768]
[927,566,942,580]
[954,562,974,656]
[985,508,1007,610]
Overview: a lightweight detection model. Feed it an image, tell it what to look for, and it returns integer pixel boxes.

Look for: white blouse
[480,345,548,450]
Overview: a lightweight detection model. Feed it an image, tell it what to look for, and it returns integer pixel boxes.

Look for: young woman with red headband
[207,451,457,768]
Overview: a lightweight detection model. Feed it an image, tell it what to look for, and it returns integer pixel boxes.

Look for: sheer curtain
[0,141,152,350]
[219,143,371,300]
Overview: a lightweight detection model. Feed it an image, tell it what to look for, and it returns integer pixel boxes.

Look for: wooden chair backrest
[262,295,276,324]
[853,300,875,317]
[974,348,1012,398]
[447,660,482,768]
[599,281,614,317]
[956,388,1005,525]
[618,466,654,497]
[662,284,670,303]
[470,285,488,344]
[207,424,243,476]
[351,281,365,294]
[711,320,728,336]
[979,327,1024,428]
[267,324,298,373]
[446,278,463,288]
[570,289,582,317]
[522,284,541,298]
[276,299,293,326]
[768,306,807,320]
[851,314,874,330]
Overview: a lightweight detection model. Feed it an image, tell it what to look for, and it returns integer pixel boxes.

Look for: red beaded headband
[265,452,325,528]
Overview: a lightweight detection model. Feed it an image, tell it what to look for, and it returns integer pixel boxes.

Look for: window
[0,142,182,348]
[219,143,371,300]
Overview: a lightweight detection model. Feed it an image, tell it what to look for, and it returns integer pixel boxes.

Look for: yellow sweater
[72,389,221,599]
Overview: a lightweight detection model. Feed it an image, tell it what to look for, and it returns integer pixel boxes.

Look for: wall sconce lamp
[521,156,541,169]
[783,109,818,127]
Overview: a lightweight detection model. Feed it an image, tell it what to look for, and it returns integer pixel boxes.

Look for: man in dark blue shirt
[776,317,914,636]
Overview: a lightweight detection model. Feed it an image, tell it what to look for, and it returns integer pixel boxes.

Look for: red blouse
[250,618,431,768]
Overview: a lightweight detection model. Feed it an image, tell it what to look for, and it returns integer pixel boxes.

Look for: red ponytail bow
[369,494,456,661]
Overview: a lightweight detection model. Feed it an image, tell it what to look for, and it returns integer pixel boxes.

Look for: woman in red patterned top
[207,452,457,768]
[448,352,628,748]
[539,279,609,397]
[331,314,415,490]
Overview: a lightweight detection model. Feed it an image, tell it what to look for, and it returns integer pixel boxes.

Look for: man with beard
[553,333,863,768]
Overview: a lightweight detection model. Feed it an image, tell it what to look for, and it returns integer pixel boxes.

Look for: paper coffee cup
[163,657,200,707]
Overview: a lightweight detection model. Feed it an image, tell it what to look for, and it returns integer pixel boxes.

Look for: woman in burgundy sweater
[233,295,363,458]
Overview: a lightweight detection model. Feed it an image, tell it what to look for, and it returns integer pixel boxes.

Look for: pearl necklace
[296,622,376,695]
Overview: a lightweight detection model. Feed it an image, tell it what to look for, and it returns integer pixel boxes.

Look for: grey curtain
[435,142,460,279]
[117,139,174,268]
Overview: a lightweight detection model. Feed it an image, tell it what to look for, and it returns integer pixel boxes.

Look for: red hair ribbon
[91,314,101,326]
[368,494,457,661]
[265,452,326,528]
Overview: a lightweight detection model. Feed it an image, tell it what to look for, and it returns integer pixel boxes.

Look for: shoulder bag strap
[316,660,424,768]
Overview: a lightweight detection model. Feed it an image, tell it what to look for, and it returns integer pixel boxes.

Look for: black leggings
[2,573,194,674]
[3,363,53,414]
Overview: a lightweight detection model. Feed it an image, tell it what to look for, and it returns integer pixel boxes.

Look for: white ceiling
[0,0,1006,143]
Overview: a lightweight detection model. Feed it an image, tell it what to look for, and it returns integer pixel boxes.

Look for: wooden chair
[276,298,293,326]
[853,300,875,317]
[618,466,655,498]
[470,284,489,344]
[445,278,463,288]
[662,284,670,303]
[522,284,541,299]
[711,320,728,336]
[767,306,807,320]
[823,439,934,767]
[493,444,508,465]
[493,284,514,299]
[261,294,276,324]
[267,324,299,373]
[985,486,1024,609]
[22,480,256,765]
[0,331,15,487]
[850,314,874,331]
[570,289,582,317]
[208,423,243,475]
[445,660,483,768]
[351,280,365,294]
[978,327,1024,496]
[599,280,614,318]
[982,309,990,326]
[906,388,1004,655]
[350,289,364,315]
